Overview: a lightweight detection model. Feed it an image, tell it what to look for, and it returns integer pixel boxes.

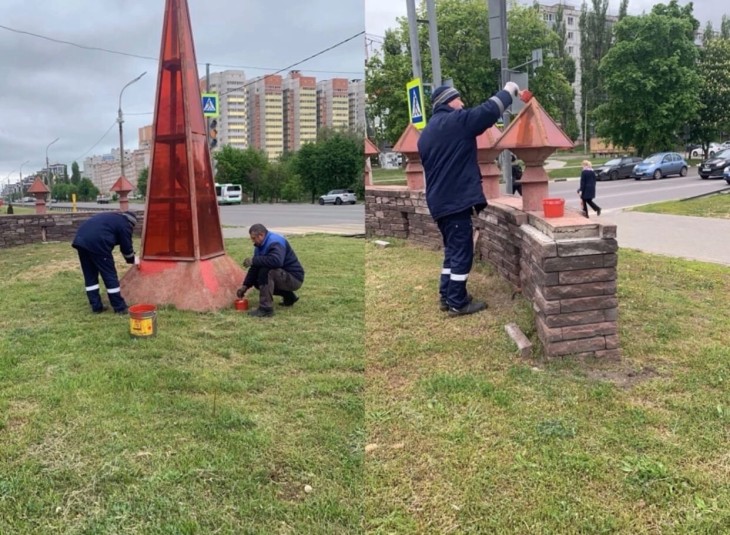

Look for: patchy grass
[372,168,407,186]
[0,235,364,533]
[366,242,730,533]
[633,191,730,219]
[1,205,35,216]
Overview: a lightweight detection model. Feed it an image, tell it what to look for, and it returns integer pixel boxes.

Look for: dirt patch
[583,365,660,388]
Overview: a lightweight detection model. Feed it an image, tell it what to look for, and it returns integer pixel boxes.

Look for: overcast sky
[0,0,365,183]
[366,0,718,55]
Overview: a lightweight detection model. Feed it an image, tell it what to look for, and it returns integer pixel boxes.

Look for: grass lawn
[0,235,364,533]
[372,168,407,187]
[633,191,730,219]
[1,205,35,216]
[366,241,730,533]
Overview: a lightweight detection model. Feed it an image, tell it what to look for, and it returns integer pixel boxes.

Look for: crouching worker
[72,211,138,314]
[237,223,305,318]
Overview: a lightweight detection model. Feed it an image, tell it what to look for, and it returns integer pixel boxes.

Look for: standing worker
[72,211,138,314]
[417,82,524,317]
[577,160,602,218]
[236,223,305,318]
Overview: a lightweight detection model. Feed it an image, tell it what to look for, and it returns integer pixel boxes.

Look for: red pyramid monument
[121,0,244,311]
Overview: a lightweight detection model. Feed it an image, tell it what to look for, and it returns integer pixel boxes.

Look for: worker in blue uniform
[418,82,522,317]
[237,223,305,318]
[72,211,138,314]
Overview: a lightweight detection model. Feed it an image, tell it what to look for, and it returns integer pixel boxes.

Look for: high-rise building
[538,3,618,138]
[283,70,317,153]
[83,127,150,194]
[247,75,284,159]
[199,70,248,150]
[317,78,350,131]
[348,78,366,134]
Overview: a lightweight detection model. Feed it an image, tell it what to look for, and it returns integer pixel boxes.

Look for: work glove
[504,81,520,98]
[236,286,249,299]
[125,254,135,265]
[242,257,253,268]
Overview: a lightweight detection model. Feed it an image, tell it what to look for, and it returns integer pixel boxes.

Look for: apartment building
[538,2,618,137]
[348,78,366,134]
[317,78,350,131]
[247,74,284,159]
[283,70,318,153]
[84,140,150,195]
[199,70,248,150]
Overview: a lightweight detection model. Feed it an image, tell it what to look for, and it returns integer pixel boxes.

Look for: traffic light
[209,119,218,149]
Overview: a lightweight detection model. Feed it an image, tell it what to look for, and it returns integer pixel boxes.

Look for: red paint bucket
[234,298,249,311]
[542,198,565,218]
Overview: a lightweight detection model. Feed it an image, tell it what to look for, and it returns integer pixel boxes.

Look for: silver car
[318,189,357,205]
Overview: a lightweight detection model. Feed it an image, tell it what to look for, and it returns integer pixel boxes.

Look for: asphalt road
[541,170,729,213]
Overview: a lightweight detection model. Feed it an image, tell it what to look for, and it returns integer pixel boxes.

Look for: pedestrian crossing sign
[202,92,219,118]
[406,78,427,130]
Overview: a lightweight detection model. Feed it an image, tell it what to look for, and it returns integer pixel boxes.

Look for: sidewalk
[599,210,730,266]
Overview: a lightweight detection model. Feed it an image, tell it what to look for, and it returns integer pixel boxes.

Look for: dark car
[698,149,730,179]
[595,157,643,181]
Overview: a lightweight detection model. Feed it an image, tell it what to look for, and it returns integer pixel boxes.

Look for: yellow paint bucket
[129,304,157,338]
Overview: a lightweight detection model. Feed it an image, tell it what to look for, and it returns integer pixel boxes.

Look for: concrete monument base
[121,254,245,312]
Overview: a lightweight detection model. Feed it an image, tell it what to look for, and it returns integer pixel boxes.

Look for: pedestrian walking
[578,160,601,218]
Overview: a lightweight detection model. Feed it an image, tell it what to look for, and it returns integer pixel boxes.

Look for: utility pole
[45,137,59,187]
[406,0,423,81]
[425,0,442,88]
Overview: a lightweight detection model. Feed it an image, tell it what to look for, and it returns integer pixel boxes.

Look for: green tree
[618,0,629,20]
[213,146,269,202]
[691,38,730,156]
[702,21,715,45]
[294,129,363,203]
[70,161,82,185]
[579,0,613,144]
[77,178,99,201]
[137,167,148,197]
[366,0,576,144]
[722,15,730,39]
[594,5,700,155]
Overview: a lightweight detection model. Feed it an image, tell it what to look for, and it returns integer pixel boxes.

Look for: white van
[215,183,242,205]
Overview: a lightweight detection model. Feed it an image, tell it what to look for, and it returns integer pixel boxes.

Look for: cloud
[0,0,364,181]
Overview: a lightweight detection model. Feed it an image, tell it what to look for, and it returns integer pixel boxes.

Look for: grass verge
[0,235,364,533]
[366,241,730,533]
[633,191,730,218]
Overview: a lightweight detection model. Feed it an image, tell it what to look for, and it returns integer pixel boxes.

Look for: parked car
[21,196,35,203]
[318,189,357,205]
[691,143,721,159]
[633,152,688,180]
[595,157,643,181]
[698,149,730,179]
[723,165,730,185]
[96,194,110,204]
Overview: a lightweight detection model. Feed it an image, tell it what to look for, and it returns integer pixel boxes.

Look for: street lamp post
[118,72,147,183]
[45,138,59,187]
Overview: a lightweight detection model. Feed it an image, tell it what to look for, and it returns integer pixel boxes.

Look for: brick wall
[0,211,144,249]
[366,186,620,359]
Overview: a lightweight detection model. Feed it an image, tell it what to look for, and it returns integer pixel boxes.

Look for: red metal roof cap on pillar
[110,176,135,193]
[392,123,421,155]
[27,178,50,193]
[476,125,503,149]
[143,0,224,261]
[494,98,574,151]
[365,138,380,156]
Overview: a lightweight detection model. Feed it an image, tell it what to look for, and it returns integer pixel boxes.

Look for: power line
[219,31,365,97]
[0,23,364,75]
[73,121,117,162]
